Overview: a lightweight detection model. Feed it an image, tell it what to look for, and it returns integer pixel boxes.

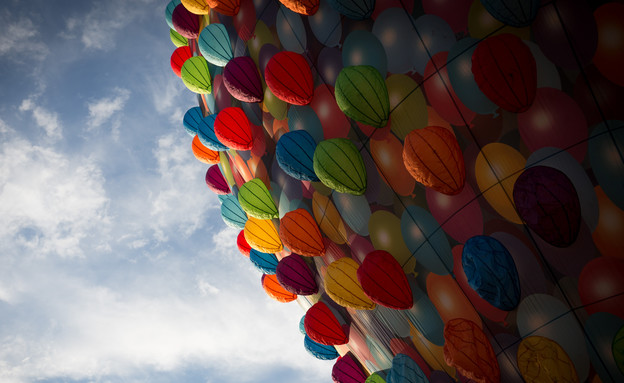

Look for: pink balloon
[349,234,375,264]
[310,84,350,139]
[426,184,483,243]
[424,52,476,127]
[517,87,588,163]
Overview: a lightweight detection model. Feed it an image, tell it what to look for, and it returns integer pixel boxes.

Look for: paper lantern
[278,0,319,16]
[165,0,182,29]
[197,114,229,151]
[357,250,413,310]
[237,230,251,257]
[332,352,367,383]
[313,138,367,195]
[443,318,500,383]
[472,33,537,113]
[181,0,210,14]
[198,23,234,67]
[249,249,279,274]
[170,46,192,78]
[276,130,319,181]
[183,106,203,137]
[169,28,188,48]
[304,335,340,360]
[244,217,283,253]
[403,126,465,195]
[304,301,349,345]
[261,274,297,302]
[276,253,318,295]
[206,0,240,16]
[265,51,314,105]
[220,195,248,229]
[223,56,263,103]
[516,336,579,383]
[335,65,389,128]
[205,165,231,195]
[513,166,581,248]
[172,4,200,39]
[462,236,520,311]
[191,135,220,164]
[279,208,325,256]
[325,257,376,310]
[181,56,212,94]
[238,178,278,219]
[214,107,254,151]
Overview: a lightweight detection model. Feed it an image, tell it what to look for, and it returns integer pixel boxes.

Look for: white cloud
[0,14,49,60]
[86,88,131,132]
[18,97,63,140]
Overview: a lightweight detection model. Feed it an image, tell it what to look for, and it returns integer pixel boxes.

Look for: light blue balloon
[400,206,452,275]
[411,14,456,75]
[165,0,181,29]
[404,281,444,346]
[447,38,498,115]
[332,191,371,236]
[372,8,416,74]
[309,0,342,47]
[584,312,624,382]
[197,114,228,151]
[249,249,279,274]
[183,106,204,137]
[276,6,306,53]
[589,120,624,210]
[342,30,387,78]
[327,0,374,20]
[220,195,248,229]
[198,24,233,67]
[288,105,324,143]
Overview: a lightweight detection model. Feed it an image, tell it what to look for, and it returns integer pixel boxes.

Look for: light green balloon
[170,28,188,48]
[335,65,389,128]
[238,178,279,220]
[181,56,212,94]
[313,138,367,195]
[365,372,386,383]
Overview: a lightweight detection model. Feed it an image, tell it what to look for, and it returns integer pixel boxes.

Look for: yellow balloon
[385,74,428,140]
[368,210,416,274]
[247,21,278,65]
[244,217,283,253]
[263,86,288,121]
[475,143,525,224]
[312,192,347,244]
[468,0,531,40]
[325,258,376,310]
[181,0,210,14]
[517,336,580,383]
[409,322,456,377]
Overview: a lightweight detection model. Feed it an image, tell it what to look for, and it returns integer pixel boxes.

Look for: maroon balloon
[471,33,537,113]
[223,56,264,103]
[205,165,231,195]
[357,250,413,310]
[513,166,581,248]
[275,253,318,295]
[332,352,367,383]
[172,4,201,39]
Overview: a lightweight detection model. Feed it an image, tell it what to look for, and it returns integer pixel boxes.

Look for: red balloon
[310,84,350,139]
[207,0,241,16]
[205,165,231,195]
[237,230,251,257]
[170,46,192,78]
[304,301,349,345]
[357,250,413,310]
[472,34,537,113]
[578,256,624,319]
[214,107,254,150]
[265,51,314,106]
[223,56,264,103]
[172,4,201,39]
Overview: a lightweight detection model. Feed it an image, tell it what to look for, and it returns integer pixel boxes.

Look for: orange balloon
[592,186,624,258]
[371,134,416,196]
[207,0,240,16]
[426,273,482,328]
[191,135,220,164]
[593,3,624,87]
[278,0,319,15]
[262,274,297,302]
[280,208,325,257]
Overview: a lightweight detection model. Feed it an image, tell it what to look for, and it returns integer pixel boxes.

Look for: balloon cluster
[165,0,624,381]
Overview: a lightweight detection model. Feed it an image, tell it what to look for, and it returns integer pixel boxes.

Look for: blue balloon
[387,354,428,383]
[288,106,324,143]
[342,30,387,78]
[332,191,371,236]
[276,6,306,53]
[309,0,342,47]
[400,206,452,275]
[447,38,498,115]
[584,312,624,382]
[404,280,444,346]
[304,335,339,360]
[326,0,374,20]
[183,107,204,137]
[198,23,233,67]
[589,120,624,210]
[462,235,521,311]
[299,315,306,335]
[480,0,539,27]
[220,195,248,229]
[276,131,319,181]
[249,249,279,274]
[165,0,181,30]
[411,14,456,75]
[372,8,416,74]
[197,114,228,151]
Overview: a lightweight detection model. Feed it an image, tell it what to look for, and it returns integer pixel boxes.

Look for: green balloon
[335,65,390,128]
[313,138,367,195]
[181,56,212,94]
[170,28,188,48]
[614,324,624,375]
[365,372,386,383]
[238,178,279,220]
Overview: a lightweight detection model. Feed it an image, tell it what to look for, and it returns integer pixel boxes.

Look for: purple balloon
[223,56,264,103]
[513,166,581,247]
[316,47,343,87]
[172,4,200,39]
[276,254,318,295]
[258,44,280,77]
[205,165,230,195]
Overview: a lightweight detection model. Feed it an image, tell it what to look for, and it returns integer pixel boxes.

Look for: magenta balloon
[223,56,264,103]
[517,87,588,163]
[205,165,231,195]
[348,234,375,264]
[426,184,482,243]
[532,0,597,69]
[275,253,318,295]
[172,4,200,39]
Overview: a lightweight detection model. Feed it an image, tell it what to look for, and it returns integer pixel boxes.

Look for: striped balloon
[279,209,325,257]
[261,274,297,302]
[325,257,376,310]
[335,65,389,128]
[313,138,367,195]
[238,178,278,219]
[181,56,212,94]
[198,23,233,67]
[223,56,263,103]
[191,135,220,164]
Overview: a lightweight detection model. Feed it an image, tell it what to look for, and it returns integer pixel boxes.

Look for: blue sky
[0,0,333,381]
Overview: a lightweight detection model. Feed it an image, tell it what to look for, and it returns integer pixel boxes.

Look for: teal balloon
[304,335,340,360]
[197,114,229,151]
[387,354,428,383]
[198,23,233,67]
[589,120,624,210]
[276,6,306,54]
[404,281,444,346]
[288,105,324,143]
[400,206,452,275]
[447,38,498,115]
[220,195,248,229]
[332,191,371,235]
[342,30,387,78]
[249,249,279,274]
[309,0,342,47]
[584,312,624,382]
[165,0,181,29]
